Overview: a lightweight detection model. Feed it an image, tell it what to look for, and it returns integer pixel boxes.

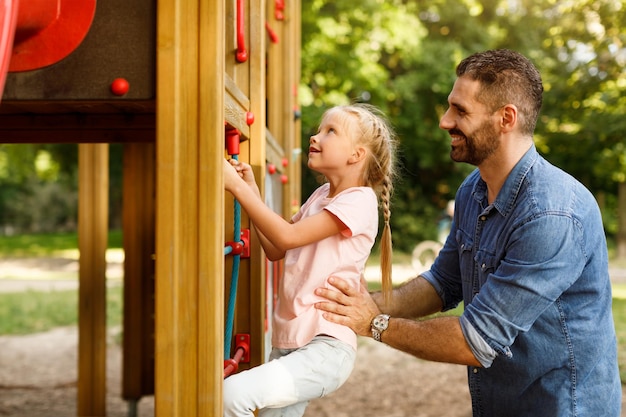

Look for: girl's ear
[348,146,367,164]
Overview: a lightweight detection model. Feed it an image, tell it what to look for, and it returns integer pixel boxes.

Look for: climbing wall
[222,0,302,373]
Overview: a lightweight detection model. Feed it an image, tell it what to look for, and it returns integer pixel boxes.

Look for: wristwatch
[371,314,390,342]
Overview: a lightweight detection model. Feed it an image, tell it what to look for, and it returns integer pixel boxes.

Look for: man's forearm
[381,315,481,367]
[372,275,443,319]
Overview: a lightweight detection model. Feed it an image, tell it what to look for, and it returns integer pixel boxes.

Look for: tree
[0,144,77,233]
[300,0,472,251]
[300,0,626,256]
[532,0,626,258]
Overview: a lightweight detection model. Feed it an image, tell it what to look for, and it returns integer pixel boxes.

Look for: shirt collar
[474,144,539,217]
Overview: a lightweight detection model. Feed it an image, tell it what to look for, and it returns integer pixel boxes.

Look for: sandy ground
[0,327,474,417]
[0,326,623,417]
[0,256,624,416]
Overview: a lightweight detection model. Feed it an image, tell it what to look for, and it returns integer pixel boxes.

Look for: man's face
[439,77,501,167]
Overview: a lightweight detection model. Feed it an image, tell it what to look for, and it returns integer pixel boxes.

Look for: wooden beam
[155,0,224,415]
[77,143,109,416]
[122,142,156,400]
[0,113,155,143]
[247,0,268,370]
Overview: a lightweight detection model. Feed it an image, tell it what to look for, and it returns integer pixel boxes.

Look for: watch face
[373,315,388,330]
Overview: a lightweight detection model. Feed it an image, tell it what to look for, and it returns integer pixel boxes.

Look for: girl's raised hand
[223,159,256,192]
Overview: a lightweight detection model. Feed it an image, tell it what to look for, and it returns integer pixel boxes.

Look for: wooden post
[155,0,224,415]
[77,143,109,416]
[247,0,268,368]
[122,142,156,400]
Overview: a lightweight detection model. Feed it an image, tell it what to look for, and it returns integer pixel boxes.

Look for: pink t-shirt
[272,183,378,351]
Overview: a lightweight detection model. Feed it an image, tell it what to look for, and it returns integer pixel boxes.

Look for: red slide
[0,0,18,101]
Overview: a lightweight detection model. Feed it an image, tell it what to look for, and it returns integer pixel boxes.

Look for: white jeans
[223,335,356,417]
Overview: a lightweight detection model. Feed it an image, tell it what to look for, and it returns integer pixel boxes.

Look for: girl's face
[307,109,358,175]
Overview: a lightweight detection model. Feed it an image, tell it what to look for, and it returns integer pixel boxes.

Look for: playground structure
[0,0,301,415]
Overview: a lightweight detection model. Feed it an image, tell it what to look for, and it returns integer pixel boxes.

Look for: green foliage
[536,0,626,187]
[0,143,124,234]
[0,144,77,233]
[0,1,623,254]
[300,0,626,252]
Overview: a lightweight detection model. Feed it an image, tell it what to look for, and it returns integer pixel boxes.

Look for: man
[314,49,622,416]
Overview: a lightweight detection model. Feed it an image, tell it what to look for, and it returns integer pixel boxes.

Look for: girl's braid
[348,104,398,303]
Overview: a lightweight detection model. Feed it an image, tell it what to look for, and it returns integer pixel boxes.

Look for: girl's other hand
[223,158,241,192]
[223,159,256,191]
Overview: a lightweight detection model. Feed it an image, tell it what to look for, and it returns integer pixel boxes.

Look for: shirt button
[480,216,486,221]
[473,368,479,374]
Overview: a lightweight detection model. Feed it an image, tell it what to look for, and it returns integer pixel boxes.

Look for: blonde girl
[223,103,397,417]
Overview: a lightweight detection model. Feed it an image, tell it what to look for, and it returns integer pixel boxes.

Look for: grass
[0,231,124,337]
[0,232,624,383]
[0,230,122,258]
[613,297,626,383]
[613,283,626,300]
[0,286,123,335]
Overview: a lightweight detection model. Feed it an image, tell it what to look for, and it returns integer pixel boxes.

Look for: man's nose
[439,109,453,130]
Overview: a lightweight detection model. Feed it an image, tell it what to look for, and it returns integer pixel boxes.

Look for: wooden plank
[0,100,155,114]
[224,73,251,138]
[122,142,156,400]
[287,0,303,210]
[0,113,156,128]
[155,0,224,415]
[265,128,285,171]
[224,0,251,108]
[265,6,285,151]
[265,0,303,215]
[0,113,156,143]
[198,0,225,414]
[247,0,268,369]
[0,129,155,143]
[77,144,109,416]
[155,0,199,412]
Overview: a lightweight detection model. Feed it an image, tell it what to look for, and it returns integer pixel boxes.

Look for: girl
[223,103,397,417]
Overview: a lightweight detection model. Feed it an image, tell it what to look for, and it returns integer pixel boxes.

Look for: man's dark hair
[456,49,543,135]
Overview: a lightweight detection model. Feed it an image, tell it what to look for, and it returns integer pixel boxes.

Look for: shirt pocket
[455,229,474,284]
[475,250,497,287]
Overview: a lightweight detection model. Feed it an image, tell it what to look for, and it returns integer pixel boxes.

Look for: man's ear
[500,104,518,133]
[349,146,367,164]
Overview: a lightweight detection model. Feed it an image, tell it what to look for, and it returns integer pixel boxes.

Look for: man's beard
[449,120,499,166]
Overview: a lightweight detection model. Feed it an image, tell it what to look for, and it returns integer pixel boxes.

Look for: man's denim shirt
[422,145,622,416]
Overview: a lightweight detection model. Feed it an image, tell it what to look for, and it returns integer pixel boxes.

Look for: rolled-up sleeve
[421,228,465,312]
[459,315,497,367]
[462,213,585,358]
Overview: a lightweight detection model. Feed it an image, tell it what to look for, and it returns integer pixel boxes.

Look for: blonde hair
[325,103,398,302]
